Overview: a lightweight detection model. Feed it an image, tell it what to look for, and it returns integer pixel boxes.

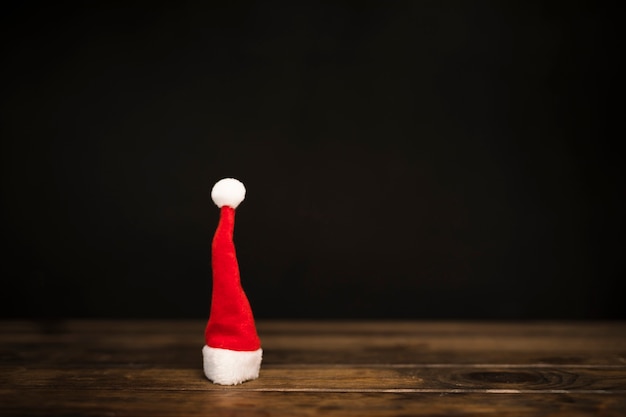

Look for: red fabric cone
[205,206,260,351]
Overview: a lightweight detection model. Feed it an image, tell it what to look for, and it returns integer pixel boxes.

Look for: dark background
[1,2,622,320]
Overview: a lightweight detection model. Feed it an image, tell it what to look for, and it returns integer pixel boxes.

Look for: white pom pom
[211,178,246,209]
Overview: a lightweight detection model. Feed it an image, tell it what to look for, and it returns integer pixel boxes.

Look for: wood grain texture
[1,320,626,416]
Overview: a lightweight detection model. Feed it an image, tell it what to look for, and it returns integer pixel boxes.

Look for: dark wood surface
[1,320,625,416]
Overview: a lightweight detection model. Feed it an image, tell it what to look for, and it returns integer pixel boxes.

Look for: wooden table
[1,320,625,416]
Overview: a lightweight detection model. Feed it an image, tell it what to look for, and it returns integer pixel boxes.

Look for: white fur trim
[211,178,246,209]
[202,345,262,385]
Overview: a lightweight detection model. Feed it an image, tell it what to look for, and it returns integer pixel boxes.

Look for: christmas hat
[202,178,262,385]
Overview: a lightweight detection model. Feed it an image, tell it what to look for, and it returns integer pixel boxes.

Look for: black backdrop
[1,2,622,319]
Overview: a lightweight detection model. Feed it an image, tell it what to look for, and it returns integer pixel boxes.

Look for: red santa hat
[203,178,262,385]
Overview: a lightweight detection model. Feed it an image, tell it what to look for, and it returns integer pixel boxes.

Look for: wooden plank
[1,320,625,366]
[3,366,626,393]
[2,320,626,416]
[1,389,625,417]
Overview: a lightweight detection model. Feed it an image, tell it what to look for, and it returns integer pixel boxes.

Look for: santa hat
[202,178,262,385]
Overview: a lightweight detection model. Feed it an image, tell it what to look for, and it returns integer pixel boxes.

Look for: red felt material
[205,206,261,351]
